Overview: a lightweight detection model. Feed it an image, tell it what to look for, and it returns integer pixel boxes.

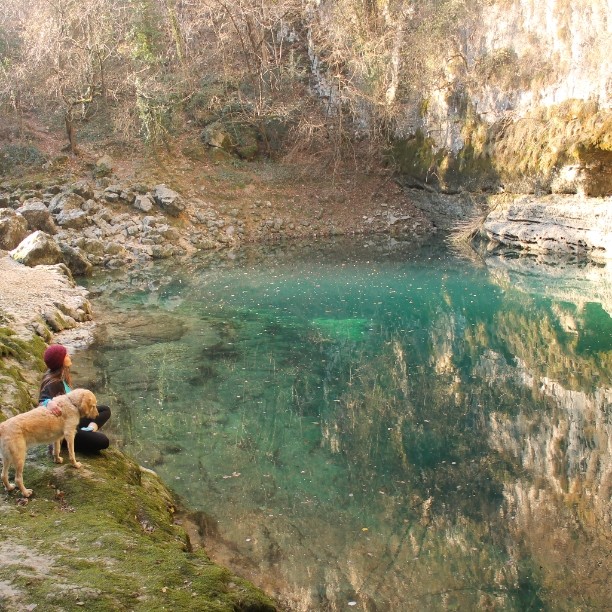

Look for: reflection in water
[81,238,612,610]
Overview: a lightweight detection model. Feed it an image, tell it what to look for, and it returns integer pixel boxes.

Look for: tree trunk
[65,109,78,155]
[163,0,186,67]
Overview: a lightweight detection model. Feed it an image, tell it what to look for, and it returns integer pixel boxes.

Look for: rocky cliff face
[393,0,611,202]
[483,193,612,259]
[385,0,612,260]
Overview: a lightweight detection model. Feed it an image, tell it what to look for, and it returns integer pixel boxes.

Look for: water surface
[81,237,612,611]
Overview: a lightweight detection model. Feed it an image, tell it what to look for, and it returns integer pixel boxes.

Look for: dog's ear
[84,390,99,419]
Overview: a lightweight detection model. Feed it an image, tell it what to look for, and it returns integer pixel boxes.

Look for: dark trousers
[73,405,112,453]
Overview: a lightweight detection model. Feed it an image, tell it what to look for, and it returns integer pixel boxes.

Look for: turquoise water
[81,237,612,611]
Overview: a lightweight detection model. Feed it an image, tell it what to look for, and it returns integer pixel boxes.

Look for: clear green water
[81,237,612,611]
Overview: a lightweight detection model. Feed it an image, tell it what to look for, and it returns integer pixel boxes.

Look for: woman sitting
[39,344,111,453]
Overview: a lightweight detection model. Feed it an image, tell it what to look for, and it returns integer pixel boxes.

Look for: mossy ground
[0,328,276,611]
[0,448,276,611]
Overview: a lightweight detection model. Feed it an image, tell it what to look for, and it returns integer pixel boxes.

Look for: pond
[79,236,612,611]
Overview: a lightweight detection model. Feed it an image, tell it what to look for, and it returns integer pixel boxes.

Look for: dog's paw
[73,461,82,469]
[54,456,64,464]
[5,483,15,492]
[22,488,33,498]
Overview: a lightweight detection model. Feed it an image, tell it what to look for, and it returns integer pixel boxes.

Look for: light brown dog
[0,388,98,497]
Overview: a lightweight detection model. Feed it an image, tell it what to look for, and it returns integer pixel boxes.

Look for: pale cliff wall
[392,0,611,202]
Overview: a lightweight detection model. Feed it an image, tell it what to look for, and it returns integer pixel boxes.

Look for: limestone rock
[104,241,128,257]
[58,243,93,276]
[406,189,487,230]
[76,237,105,257]
[152,185,185,217]
[121,189,136,205]
[483,194,612,260]
[201,122,233,151]
[16,200,57,234]
[151,244,174,259]
[134,194,154,213]
[95,155,113,177]
[201,120,259,160]
[10,230,63,266]
[55,208,89,229]
[48,192,86,215]
[0,209,29,249]
[69,180,94,200]
[551,165,585,195]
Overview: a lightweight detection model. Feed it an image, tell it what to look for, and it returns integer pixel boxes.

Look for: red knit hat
[43,344,68,371]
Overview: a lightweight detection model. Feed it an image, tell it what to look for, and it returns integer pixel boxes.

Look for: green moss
[0,449,277,611]
[389,130,441,181]
[389,125,499,193]
[391,99,611,194]
[490,100,612,192]
[0,327,33,360]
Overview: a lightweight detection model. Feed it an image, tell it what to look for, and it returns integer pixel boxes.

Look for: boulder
[104,241,129,257]
[121,189,136,204]
[0,209,29,249]
[104,184,123,195]
[16,200,57,234]
[201,120,259,160]
[10,230,63,266]
[104,191,120,203]
[69,180,94,200]
[76,237,106,257]
[232,123,259,160]
[152,184,185,217]
[58,243,93,276]
[151,244,174,259]
[134,194,154,213]
[55,208,89,229]
[201,122,233,151]
[94,155,113,178]
[48,192,86,215]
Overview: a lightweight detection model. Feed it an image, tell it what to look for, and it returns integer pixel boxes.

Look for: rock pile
[0,178,241,276]
[1,174,432,277]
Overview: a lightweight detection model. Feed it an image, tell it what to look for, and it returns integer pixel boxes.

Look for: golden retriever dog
[0,388,98,497]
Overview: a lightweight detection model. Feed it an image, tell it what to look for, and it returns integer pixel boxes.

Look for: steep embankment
[0,445,277,611]
[0,256,277,611]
